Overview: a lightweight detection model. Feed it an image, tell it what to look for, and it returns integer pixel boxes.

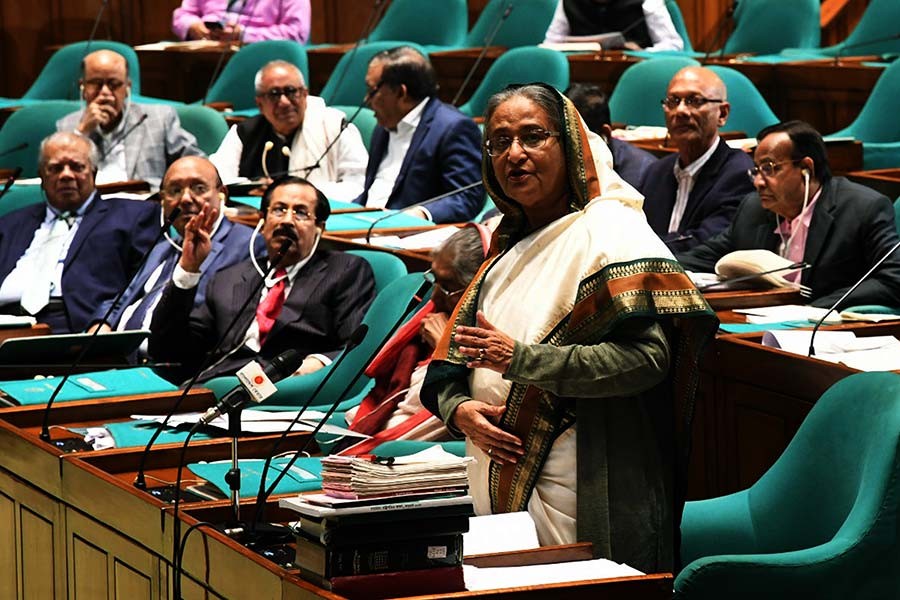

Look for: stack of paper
[762,330,900,371]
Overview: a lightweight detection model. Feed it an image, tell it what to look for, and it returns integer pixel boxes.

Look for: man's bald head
[663,66,731,164]
[160,156,226,236]
[79,49,131,133]
[81,49,129,79]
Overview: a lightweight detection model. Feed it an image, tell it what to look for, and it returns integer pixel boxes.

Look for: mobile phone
[204,20,224,31]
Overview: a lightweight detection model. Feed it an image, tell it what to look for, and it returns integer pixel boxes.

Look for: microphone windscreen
[264,141,274,151]
[265,349,304,382]
[166,206,182,223]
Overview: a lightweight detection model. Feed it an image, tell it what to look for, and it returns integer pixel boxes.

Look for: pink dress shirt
[171,0,310,43]
[775,188,821,282]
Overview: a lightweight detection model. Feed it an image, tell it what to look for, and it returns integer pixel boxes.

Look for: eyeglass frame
[422,269,466,301]
[257,86,306,103]
[747,159,801,180]
[483,128,561,157]
[267,204,316,223]
[160,182,214,199]
[81,78,128,93]
[364,81,384,103]
[660,95,725,110]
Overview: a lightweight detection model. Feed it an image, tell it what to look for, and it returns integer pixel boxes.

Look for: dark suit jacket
[354,97,483,224]
[148,249,376,383]
[0,194,158,333]
[677,177,900,309]
[610,138,657,191]
[640,138,755,252]
[96,218,265,328]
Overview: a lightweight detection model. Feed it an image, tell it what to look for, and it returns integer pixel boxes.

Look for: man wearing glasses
[210,60,368,201]
[56,50,202,191]
[149,176,375,383]
[0,132,158,333]
[678,120,900,309]
[639,66,754,251]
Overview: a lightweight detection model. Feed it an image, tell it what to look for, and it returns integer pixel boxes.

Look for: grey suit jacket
[57,103,203,189]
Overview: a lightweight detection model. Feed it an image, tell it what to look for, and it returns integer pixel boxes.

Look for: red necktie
[256,268,286,345]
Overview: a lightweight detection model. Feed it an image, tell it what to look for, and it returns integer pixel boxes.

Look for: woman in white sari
[422,84,716,573]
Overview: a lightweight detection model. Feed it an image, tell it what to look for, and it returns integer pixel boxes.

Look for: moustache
[273,226,299,241]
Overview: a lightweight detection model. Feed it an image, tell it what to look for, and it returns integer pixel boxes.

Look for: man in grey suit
[56,49,202,190]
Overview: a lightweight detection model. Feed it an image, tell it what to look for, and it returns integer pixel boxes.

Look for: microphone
[702,1,735,62]
[808,239,900,357]
[0,166,23,202]
[364,180,483,243]
[295,104,367,178]
[833,33,900,65]
[698,262,811,292]
[99,113,149,160]
[0,142,27,159]
[200,0,255,104]
[197,349,303,425]
[452,1,514,106]
[82,0,110,59]
[133,237,294,490]
[37,206,183,445]
[261,140,275,179]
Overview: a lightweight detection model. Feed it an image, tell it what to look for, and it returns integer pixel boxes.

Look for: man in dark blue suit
[0,132,157,333]
[91,157,264,346]
[354,46,483,224]
[639,67,754,252]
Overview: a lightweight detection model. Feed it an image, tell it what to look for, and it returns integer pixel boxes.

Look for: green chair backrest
[332,105,378,151]
[458,47,570,118]
[464,0,558,49]
[369,0,468,47]
[203,41,309,110]
[706,65,778,137]
[319,41,428,107]
[895,197,900,234]
[0,185,44,218]
[22,41,142,100]
[830,60,900,142]
[666,0,693,53]
[608,56,700,127]
[345,249,408,294]
[723,0,820,55]
[174,105,229,155]
[826,0,900,57]
[371,440,467,458]
[0,100,82,177]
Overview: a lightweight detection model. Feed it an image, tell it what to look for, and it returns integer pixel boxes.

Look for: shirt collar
[775,187,823,235]
[674,137,720,180]
[44,190,97,224]
[394,97,429,135]
[268,238,319,286]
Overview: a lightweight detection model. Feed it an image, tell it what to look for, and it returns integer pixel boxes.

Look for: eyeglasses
[483,128,560,157]
[423,269,466,300]
[364,81,383,102]
[44,161,89,175]
[661,95,724,110]
[268,204,315,223]
[747,159,800,179]
[258,86,305,102]
[161,182,212,199]
[82,78,126,93]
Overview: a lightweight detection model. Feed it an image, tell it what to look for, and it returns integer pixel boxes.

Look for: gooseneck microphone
[133,237,294,490]
[321,0,390,107]
[0,167,23,202]
[37,206,182,445]
[297,104,367,178]
[808,239,900,357]
[363,180,484,244]
[451,2,514,106]
[702,0,735,62]
[698,262,811,292]
[82,0,110,58]
[99,113,149,161]
[201,0,255,104]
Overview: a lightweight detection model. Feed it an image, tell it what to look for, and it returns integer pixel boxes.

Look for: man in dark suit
[91,157,263,344]
[640,67,754,252]
[0,132,158,333]
[149,176,376,383]
[678,120,900,309]
[354,46,483,224]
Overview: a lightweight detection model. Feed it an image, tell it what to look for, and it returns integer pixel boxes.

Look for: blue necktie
[123,250,179,330]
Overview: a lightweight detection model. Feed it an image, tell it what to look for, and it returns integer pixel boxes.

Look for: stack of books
[279,447,474,598]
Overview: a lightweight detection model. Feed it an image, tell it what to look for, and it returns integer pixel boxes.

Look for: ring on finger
[487,446,493,456]
[478,348,486,361]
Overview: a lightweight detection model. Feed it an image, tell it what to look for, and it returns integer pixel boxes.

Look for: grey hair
[484,84,562,136]
[254,60,306,94]
[39,132,100,173]
[433,227,487,288]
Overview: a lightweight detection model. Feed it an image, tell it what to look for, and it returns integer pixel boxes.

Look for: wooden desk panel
[848,168,900,200]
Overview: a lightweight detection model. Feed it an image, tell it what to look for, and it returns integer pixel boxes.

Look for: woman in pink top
[171,0,310,44]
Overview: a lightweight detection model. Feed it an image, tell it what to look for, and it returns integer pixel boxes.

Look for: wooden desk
[0,322,50,343]
[847,168,900,200]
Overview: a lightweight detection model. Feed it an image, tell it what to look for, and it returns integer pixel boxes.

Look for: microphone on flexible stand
[451,2,514,106]
[833,33,900,66]
[364,180,483,244]
[37,206,182,447]
[0,142,27,159]
[321,0,390,107]
[0,167,23,202]
[99,113,149,161]
[702,1,736,63]
[698,262,811,292]
[808,240,900,357]
[200,0,254,104]
[296,101,369,179]
[82,0,110,58]
[261,141,275,179]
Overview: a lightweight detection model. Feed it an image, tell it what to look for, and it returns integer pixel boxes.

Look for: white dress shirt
[668,137,720,233]
[543,0,684,51]
[365,98,429,210]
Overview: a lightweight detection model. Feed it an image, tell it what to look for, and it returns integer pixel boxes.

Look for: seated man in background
[543,0,684,52]
[211,60,368,201]
[171,0,310,43]
[91,157,264,350]
[566,82,657,190]
[337,225,490,455]
[355,46,483,224]
[0,132,157,333]
[149,176,376,383]
[640,66,754,252]
[678,120,900,309]
[56,49,202,190]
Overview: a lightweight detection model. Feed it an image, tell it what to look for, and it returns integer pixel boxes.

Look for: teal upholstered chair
[174,104,229,155]
[25,41,142,101]
[463,0,557,49]
[666,0,693,53]
[344,250,407,293]
[829,60,900,170]
[201,40,308,110]
[319,42,428,108]
[706,66,778,137]
[332,105,378,151]
[675,372,900,599]
[0,100,82,177]
[457,47,569,118]
[782,0,900,59]
[368,0,467,47]
[608,56,699,127]
[370,440,466,458]
[0,185,44,218]
[721,0,820,55]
